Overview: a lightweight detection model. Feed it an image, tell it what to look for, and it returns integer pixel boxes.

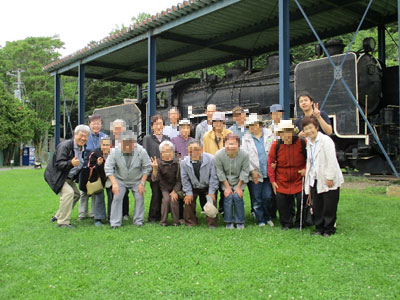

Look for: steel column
[78,64,86,125]
[378,25,386,63]
[137,83,142,104]
[398,0,400,169]
[279,0,291,119]
[54,74,61,148]
[147,31,157,135]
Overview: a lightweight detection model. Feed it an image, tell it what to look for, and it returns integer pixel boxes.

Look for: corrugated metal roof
[43,0,398,83]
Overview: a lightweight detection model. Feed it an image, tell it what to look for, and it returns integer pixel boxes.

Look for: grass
[0,170,399,299]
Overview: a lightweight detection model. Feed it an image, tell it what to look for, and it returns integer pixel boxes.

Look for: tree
[0,36,64,160]
[0,81,36,164]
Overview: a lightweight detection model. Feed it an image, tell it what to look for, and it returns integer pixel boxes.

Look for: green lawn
[0,169,399,299]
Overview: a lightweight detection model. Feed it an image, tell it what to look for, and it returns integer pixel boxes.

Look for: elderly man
[45,125,90,228]
[105,131,152,228]
[180,140,219,228]
[195,104,216,145]
[163,107,180,139]
[215,133,250,229]
[228,106,248,140]
[242,114,274,227]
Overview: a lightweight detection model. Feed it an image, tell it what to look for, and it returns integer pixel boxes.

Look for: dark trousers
[184,188,217,227]
[148,181,162,222]
[276,192,305,228]
[107,188,129,219]
[123,190,129,216]
[161,189,180,225]
[248,185,255,213]
[270,193,277,219]
[311,184,340,235]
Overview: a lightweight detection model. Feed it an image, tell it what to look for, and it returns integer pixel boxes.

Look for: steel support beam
[279,0,290,120]
[147,32,157,135]
[78,64,85,125]
[378,25,386,64]
[245,57,253,70]
[54,74,61,148]
[137,83,143,104]
[398,0,400,169]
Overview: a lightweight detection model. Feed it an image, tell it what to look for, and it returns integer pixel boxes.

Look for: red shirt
[268,137,306,195]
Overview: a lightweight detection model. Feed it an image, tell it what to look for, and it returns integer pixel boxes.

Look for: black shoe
[57,224,75,228]
[50,216,57,223]
[110,226,120,229]
[312,231,323,236]
[281,226,290,231]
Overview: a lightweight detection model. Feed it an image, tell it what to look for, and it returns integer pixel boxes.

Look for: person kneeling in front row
[215,133,250,230]
[105,131,152,228]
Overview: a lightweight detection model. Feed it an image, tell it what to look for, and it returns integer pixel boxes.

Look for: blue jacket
[180,152,219,196]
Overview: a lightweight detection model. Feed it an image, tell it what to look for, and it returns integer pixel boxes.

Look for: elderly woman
[143,114,170,223]
[78,114,107,221]
[151,141,182,226]
[302,116,344,237]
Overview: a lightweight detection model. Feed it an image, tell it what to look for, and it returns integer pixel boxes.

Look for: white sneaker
[258,223,266,227]
[226,223,234,230]
[123,215,129,221]
[236,224,245,230]
[267,220,274,227]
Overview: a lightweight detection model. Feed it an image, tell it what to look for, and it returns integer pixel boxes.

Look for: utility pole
[7,69,25,166]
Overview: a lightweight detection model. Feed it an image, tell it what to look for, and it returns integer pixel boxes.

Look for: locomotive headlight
[362,37,376,53]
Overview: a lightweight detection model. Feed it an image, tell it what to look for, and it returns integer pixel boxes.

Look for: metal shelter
[44,0,400,175]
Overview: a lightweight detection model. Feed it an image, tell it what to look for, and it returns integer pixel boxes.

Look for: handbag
[304,194,314,227]
[86,165,104,196]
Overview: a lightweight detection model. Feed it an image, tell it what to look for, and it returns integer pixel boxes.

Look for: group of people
[44,93,344,237]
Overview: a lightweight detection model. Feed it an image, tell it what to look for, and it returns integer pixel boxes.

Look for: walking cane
[300,176,304,231]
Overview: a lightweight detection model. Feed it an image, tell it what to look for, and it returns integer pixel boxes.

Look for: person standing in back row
[143,114,170,222]
[295,93,332,137]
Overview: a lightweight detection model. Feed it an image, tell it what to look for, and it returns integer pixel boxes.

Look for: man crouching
[45,125,90,228]
[105,131,152,228]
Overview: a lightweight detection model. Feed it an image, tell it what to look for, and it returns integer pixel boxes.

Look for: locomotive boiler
[138,38,399,174]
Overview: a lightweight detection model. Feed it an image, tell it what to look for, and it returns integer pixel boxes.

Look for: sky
[0,0,180,57]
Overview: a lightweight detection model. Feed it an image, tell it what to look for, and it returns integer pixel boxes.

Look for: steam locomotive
[135,38,399,175]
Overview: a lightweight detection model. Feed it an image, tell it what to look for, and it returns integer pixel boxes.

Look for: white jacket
[304,132,344,195]
[241,128,274,182]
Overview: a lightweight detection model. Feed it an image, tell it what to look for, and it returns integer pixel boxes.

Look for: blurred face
[299,96,313,112]
[225,138,239,156]
[249,123,262,135]
[206,105,216,122]
[303,123,318,141]
[212,121,224,132]
[280,129,294,145]
[179,124,191,139]
[271,111,283,124]
[161,145,174,161]
[100,139,111,155]
[113,123,125,139]
[188,143,202,161]
[152,118,164,135]
[121,139,135,154]
[168,110,180,125]
[74,131,89,147]
[89,119,102,134]
[233,112,246,126]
